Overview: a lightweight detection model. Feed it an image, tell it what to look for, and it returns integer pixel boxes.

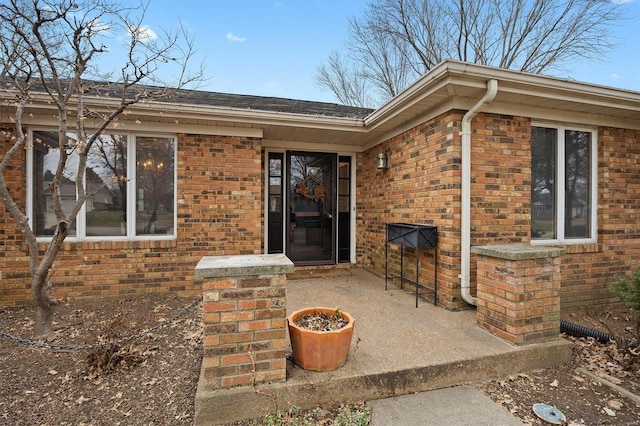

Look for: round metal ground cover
[532,403,566,424]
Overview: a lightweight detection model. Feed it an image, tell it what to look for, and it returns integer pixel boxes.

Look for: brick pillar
[471,244,564,345]
[195,254,294,389]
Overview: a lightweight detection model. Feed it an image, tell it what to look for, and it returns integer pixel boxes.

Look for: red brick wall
[0,133,263,306]
[1,129,29,305]
[3,117,638,313]
[201,272,287,389]
[469,114,531,244]
[476,253,562,345]
[468,114,532,300]
[357,112,533,309]
[356,111,466,309]
[560,127,640,310]
[357,113,640,312]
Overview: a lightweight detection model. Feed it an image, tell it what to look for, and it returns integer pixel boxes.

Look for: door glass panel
[288,153,335,263]
[267,153,284,253]
[338,157,351,263]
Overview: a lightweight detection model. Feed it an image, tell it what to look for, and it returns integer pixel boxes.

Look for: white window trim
[27,129,178,242]
[530,122,598,245]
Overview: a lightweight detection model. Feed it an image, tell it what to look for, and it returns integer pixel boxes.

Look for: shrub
[612,265,640,337]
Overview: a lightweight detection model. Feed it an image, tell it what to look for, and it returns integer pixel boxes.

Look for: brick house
[1,60,639,318]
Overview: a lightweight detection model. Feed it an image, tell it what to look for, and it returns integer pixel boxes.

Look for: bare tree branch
[316,0,625,107]
[0,0,203,338]
[315,51,373,108]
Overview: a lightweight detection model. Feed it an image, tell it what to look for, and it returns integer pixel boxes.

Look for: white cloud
[87,18,111,34]
[129,25,157,41]
[610,73,622,79]
[226,32,247,42]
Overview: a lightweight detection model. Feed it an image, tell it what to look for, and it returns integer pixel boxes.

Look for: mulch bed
[1,296,639,425]
[0,295,202,425]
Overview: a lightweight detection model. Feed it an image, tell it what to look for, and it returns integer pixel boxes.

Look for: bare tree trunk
[32,277,58,340]
[33,302,55,339]
[1,0,202,340]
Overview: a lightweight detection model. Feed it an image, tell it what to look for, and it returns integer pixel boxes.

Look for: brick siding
[201,273,287,389]
[357,113,640,312]
[0,133,263,306]
[2,116,639,313]
[356,111,466,309]
[474,245,563,344]
[560,127,640,310]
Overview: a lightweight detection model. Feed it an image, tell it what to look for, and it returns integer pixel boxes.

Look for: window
[531,125,597,242]
[30,130,176,240]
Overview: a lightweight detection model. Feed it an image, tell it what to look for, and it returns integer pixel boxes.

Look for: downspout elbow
[461,79,498,134]
[459,79,498,306]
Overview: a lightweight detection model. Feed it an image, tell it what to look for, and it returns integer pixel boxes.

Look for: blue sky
[140,0,640,103]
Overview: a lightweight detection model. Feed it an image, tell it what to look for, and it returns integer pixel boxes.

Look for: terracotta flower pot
[287,307,355,372]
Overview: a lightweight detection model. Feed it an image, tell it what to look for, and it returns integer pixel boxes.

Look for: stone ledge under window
[471,243,565,260]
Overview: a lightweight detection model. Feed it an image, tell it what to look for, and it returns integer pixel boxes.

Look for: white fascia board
[9,60,639,141]
[444,60,640,100]
[498,85,640,115]
[444,62,640,119]
[366,60,640,132]
[126,101,368,133]
[13,93,368,134]
[481,102,640,130]
[363,63,453,127]
[18,113,264,138]
[361,100,455,151]
[450,95,640,130]
[262,139,364,153]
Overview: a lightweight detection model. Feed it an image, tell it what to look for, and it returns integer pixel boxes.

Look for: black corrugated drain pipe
[561,320,638,349]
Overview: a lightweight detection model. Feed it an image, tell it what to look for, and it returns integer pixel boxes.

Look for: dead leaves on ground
[480,334,640,425]
[1,296,203,425]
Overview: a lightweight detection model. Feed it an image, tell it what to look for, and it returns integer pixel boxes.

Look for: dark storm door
[286,152,336,264]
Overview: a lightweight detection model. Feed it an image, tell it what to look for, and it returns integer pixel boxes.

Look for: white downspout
[459,79,498,306]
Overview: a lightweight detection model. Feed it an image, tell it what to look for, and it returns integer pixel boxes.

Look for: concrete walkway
[195,268,570,424]
[368,386,524,425]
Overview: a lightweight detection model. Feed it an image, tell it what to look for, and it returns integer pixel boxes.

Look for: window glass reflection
[86,134,128,236]
[531,127,556,240]
[135,137,175,235]
[32,130,78,237]
[564,130,591,239]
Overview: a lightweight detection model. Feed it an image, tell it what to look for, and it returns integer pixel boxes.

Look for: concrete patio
[195,267,572,424]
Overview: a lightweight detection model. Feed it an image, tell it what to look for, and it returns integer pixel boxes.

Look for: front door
[287,152,336,264]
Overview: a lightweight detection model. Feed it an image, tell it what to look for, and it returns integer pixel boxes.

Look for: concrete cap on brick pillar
[471,243,565,260]
[195,254,294,278]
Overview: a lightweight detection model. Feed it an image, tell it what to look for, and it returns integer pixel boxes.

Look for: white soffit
[365,61,640,142]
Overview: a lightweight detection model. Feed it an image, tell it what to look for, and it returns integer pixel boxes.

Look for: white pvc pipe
[459,79,498,306]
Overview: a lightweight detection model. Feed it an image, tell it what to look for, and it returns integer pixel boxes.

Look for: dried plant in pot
[287,307,355,372]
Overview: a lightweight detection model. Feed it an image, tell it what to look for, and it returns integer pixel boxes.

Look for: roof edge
[365,60,640,127]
